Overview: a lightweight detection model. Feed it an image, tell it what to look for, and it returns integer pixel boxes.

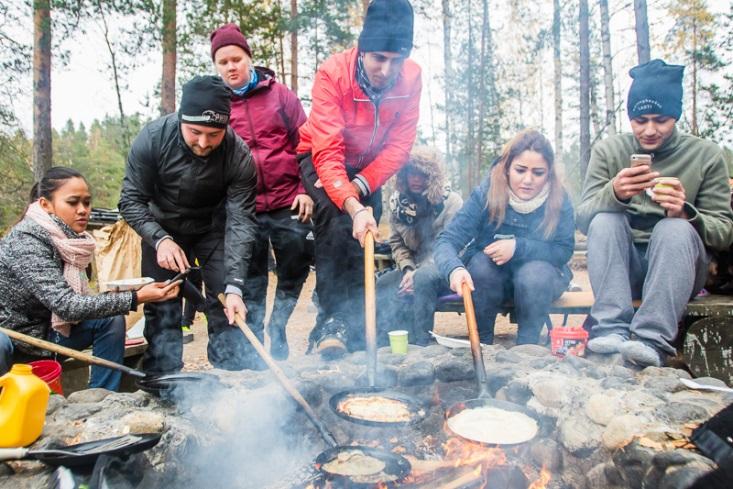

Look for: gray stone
[398,361,435,386]
[450,347,472,358]
[529,357,557,369]
[558,417,601,457]
[348,351,367,364]
[659,464,713,489]
[356,366,398,388]
[690,376,729,388]
[564,354,594,371]
[652,450,715,471]
[643,376,683,393]
[586,351,625,366]
[504,381,533,405]
[495,350,523,364]
[602,414,647,449]
[612,443,655,489]
[435,357,475,382]
[658,402,709,424]
[530,376,571,408]
[548,361,579,376]
[584,463,611,489]
[529,438,563,472]
[46,395,66,415]
[67,388,112,404]
[52,402,102,421]
[293,380,322,407]
[484,366,518,394]
[601,376,637,390]
[640,366,691,379]
[510,344,552,357]
[610,365,635,378]
[379,352,408,366]
[586,392,621,426]
[122,411,166,433]
[0,464,13,477]
[421,344,449,357]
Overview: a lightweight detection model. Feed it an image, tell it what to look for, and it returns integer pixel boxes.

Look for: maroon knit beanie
[210,23,252,61]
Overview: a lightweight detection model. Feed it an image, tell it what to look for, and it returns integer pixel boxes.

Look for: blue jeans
[50,316,126,390]
[0,331,13,376]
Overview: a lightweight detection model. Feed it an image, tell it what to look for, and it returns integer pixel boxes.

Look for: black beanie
[627,59,684,120]
[358,0,414,56]
[179,76,231,128]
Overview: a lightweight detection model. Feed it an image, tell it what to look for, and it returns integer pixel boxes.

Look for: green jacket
[577,128,733,251]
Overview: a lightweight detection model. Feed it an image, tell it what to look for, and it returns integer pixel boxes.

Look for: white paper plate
[105,277,154,291]
[430,332,488,349]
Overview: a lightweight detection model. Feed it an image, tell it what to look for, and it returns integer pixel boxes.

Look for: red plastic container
[550,327,589,357]
[29,360,63,396]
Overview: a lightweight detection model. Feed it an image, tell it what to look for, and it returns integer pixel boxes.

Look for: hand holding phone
[613,154,659,201]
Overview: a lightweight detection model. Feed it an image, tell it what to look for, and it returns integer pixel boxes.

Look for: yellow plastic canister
[0,364,50,447]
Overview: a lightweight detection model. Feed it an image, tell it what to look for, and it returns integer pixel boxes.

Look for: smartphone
[630,154,652,167]
[166,266,199,284]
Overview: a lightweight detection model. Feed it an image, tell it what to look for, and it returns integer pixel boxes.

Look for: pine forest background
[1,0,732,231]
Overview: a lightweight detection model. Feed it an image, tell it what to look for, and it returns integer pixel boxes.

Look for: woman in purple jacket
[211,24,312,361]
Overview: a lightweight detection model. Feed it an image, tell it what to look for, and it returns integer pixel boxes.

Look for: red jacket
[297,48,422,209]
[230,68,307,213]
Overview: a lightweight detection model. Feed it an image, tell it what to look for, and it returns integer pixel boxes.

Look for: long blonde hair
[487,129,565,239]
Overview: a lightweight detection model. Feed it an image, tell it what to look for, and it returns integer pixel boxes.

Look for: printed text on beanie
[627,59,684,120]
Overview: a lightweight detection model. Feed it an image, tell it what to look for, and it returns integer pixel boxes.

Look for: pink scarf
[25,202,96,337]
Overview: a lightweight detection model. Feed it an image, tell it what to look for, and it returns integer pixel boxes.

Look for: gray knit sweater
[0,218,134,356]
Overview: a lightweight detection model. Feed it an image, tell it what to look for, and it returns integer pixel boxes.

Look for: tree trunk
[466,0,476,190]
[278,33,286,83]
[553,0,563,161]
[691,21,698,135]
[579,0,591,178]
[599,0,616,136]
[33,0,52,181]
[160,0,177,115]
[442,0,453,169]
[290,0,298,92]
[633,0,651,64]
[362,0,369,15]
[476,0,489,185]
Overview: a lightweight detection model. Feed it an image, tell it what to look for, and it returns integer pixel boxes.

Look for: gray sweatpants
[587,213,709,355]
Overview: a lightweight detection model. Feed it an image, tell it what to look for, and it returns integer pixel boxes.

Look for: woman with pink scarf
[0,167,179,390]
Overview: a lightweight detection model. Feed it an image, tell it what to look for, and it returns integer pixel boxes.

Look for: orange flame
[528,465,552,489]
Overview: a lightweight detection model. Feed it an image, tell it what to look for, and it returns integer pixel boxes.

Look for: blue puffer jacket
[433,178,576,283]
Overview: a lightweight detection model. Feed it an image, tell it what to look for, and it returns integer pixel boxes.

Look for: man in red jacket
[297,0,422,358]
[211,23,312,361]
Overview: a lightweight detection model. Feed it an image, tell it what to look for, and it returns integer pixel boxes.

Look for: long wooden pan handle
[0,326,146,378]
[461,283,489,397]
[217,294,338,448]
[364,230,377,388]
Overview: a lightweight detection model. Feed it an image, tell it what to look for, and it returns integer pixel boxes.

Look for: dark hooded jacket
[118,113,258,289]
[388,149,463,271]
[229,67,307,213]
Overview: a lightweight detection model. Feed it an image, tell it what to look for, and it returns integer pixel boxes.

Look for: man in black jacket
[119,75,258,374]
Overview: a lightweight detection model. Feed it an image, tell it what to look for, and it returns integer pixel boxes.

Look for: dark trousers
[51,316,126,390]
[412,264,452,342]
[243,208,313,336]
[467,253,566,344]
[181,267,203,327]
[299,154,381,350]
[0,317,126,390]
[141,229,252,374]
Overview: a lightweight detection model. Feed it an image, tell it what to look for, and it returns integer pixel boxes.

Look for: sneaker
[587,333,628,354]
[619,340,663,368]
[313,317,348,360]
[181,325,194,344]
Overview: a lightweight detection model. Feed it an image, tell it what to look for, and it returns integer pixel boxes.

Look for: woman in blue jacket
[415,129,575,344]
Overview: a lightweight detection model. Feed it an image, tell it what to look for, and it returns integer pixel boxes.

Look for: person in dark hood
[297,0,422,358]
[578,59,733,368]
[119,75,259,374]
[375,146,462,345]
[210,23,311,361]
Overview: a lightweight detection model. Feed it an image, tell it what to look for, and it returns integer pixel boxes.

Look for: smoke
[166,379,317,489]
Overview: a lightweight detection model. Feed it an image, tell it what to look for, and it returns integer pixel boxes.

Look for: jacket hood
[396,146,446,205]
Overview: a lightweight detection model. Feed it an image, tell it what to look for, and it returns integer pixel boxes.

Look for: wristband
[352,207,369,219]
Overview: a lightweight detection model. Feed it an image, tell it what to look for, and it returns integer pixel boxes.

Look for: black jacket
[119,113,258,289]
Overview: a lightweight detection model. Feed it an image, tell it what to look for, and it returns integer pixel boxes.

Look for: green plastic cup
[388,330,409,354]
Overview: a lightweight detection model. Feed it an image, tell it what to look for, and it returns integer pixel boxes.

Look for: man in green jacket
[577,59,733,368]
